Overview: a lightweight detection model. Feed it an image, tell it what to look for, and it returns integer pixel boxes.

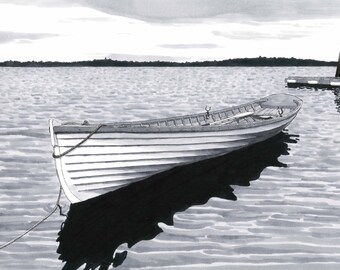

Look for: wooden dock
[285,52,340,89]
[285,76,340,89]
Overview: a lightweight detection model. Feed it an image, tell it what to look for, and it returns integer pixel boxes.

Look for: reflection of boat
[50,93,302,203]
[57,132,299,270]
[335,89,340,113]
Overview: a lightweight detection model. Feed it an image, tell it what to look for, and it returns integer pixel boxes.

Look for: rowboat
[50,93,302,203]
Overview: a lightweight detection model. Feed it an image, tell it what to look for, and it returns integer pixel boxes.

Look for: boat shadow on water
[57,131,299,270]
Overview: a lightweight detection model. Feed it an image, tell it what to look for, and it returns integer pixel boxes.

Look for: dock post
[336,52,340,77]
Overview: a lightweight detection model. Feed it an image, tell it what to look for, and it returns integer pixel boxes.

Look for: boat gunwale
[52,94,302,134]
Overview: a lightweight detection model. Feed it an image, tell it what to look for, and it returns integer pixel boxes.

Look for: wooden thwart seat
[209,111,254,126]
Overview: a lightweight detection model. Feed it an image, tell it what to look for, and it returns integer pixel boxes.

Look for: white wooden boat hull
[50,94,302,203]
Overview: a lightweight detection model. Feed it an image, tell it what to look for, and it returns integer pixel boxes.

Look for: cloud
[63,16,115,23]
[76,0,340,22]
[2,0,340,23]
[106,53,190,62]
[213,29,308,41]
[0,1,339,62]
[159,44,219,49]
[2,0,340,22]
[0,0,75,7]
[0,31,57,43]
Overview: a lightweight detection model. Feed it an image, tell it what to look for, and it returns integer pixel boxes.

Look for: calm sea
[0,67,339,270]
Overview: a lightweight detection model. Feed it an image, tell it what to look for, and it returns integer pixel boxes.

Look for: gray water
[0,66,339,269]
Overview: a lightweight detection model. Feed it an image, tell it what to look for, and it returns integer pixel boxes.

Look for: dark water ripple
[0,67,340,270]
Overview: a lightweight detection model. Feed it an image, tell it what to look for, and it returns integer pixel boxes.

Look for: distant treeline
[0,57,337,67]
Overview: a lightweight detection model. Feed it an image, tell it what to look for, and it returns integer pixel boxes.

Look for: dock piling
[336,52,340,77]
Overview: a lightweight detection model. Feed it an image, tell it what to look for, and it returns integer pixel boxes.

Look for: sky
[0,0,340,62]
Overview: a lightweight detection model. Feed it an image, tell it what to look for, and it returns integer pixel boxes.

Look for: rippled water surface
[0,67,339,269]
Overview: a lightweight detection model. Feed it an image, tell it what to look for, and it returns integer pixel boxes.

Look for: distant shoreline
[0,57,337,67]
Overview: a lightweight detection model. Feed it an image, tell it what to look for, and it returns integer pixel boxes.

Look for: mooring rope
[1,123,106,249]
[52,124,106,158]
[0,185,65,250]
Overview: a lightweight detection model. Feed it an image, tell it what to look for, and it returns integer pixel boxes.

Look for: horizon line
[0,56,337,63]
